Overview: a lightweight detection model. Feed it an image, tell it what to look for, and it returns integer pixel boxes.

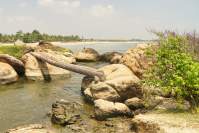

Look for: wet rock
[100,52,122,64]
[82,64,142,102]
[5,124,54,133]
[0,62,18,84]
[94,99,134,120]
[51,99,82,126]
[22,53,71,81]
[125,97,145,110]
[0,54,25,75]
[75,48,100,62]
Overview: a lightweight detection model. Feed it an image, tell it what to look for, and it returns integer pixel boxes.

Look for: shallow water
[0,42,138,132]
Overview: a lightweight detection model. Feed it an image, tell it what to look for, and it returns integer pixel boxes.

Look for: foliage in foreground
[0,45,25,59]
[144,32,199,109]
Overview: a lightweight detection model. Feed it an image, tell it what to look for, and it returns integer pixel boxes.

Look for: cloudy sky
[0,0,198,39]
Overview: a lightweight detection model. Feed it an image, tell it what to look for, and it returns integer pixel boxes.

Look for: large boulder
[75,48,100,62]
[82,64,142,102]
[6,124,54,133]
[94,99,133,120]
[100,52,122,64]
[0,54,25,75]
[22,53,71,81]
[0,62,18,84]
[121,43,157,78]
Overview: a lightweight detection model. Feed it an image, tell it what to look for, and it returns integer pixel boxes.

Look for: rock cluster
[81,64,145,120]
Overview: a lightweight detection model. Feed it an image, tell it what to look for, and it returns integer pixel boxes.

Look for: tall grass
[0,45,25,59]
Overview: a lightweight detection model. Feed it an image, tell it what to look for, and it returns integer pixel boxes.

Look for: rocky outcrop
[51,99,82,126]
[75,48,100,62]
[100,52,122,64]
[82,64,142,102]
[0,54,25,75]
[94,99,133,120]
[0,62,18,84]
[22,53,71,81]
[121,43,157,78]
[6,124,54,133]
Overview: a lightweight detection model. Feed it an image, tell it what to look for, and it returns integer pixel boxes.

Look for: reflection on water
[0,42,137,132]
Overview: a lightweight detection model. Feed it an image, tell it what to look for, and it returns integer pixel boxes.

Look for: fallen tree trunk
[0,54,25,75]
[30,52,105,81]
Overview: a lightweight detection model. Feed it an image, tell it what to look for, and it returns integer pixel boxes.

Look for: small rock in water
[51,99,83,126]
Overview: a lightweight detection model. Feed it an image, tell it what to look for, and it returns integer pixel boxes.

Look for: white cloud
[37,0,80,14]
[90,4,114,17]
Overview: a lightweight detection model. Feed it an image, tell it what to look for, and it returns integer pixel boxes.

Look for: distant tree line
[0,30,81,43]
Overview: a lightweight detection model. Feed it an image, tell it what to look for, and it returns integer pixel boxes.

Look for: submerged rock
[5,124,54,133]
[0,62,18,84]
[0,54,25,75]
[94,99,134,120]
[51,99,82,126]
[22,53,71,81]
[75,48,100,62]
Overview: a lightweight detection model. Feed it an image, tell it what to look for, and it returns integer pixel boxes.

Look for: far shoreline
[0,40,153,47]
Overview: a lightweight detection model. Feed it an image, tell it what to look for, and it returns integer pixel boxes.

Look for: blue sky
[0,0,198,39]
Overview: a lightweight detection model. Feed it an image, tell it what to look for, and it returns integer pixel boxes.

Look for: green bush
[0,45,25,59]
[145,33,199,109]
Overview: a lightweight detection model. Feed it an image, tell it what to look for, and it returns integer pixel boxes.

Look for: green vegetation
[0,45,25,59]
[0,30,81,43]
[145,32,199,110]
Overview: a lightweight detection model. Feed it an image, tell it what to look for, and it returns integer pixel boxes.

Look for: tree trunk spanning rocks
[0,54,25,75]
[30,52,105,80]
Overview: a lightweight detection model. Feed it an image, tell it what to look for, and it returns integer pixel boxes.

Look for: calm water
[0,42,138,132]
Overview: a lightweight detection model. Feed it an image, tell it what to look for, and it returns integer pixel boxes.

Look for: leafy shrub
[0,45,25,59]
[145,33,199,109]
